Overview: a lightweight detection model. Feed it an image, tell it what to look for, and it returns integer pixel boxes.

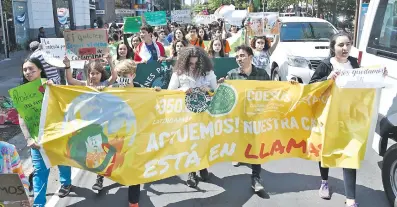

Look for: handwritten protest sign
[40,38,66,67]
[8,79,45,140]
[124,16,142,34]
[64,29,108,60]
[171,10,191,24]
[335,66,385,88]
[247,12,280,36]
[144,11,167,26]
[193,14,217,24]
[0,174,29,206]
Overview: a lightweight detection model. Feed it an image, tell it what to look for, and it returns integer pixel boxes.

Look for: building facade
[95,0,150,25]
[11,0,92,44]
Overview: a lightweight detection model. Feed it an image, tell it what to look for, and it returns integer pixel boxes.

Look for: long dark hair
[21,58,47,84]
[173,46,213,78]
[208,38,226,57]
[116,43,133,60]
[172,40,187,57]
[250,36,271,52]
[130,35,141,49]
[329,32,352,57]
[173,28,187,43]
[85,60,109,82]
[198,26,209,41]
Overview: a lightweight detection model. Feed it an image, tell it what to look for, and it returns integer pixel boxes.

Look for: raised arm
[63,57,86,86]
[106,54,117,85]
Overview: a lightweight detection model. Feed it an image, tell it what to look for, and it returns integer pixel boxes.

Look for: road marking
[45,168,80,207]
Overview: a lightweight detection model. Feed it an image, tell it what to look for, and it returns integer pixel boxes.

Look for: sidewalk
[7,132,33,175]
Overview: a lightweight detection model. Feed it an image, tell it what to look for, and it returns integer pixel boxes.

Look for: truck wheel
[382,143,397,206]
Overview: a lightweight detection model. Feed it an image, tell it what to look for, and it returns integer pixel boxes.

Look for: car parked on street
[269,17,358,84]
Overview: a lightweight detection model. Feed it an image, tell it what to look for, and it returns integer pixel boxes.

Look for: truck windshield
[280,22,337,42]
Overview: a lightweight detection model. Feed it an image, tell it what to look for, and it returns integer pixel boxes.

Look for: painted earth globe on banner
[63,93,137,174]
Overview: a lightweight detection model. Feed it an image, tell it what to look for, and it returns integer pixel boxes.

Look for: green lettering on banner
[8,79,46,141]
[124,17,142,34]
[134,58,239,88]
[144,11,167,26]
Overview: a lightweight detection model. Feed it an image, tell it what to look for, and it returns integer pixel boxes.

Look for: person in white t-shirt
[309,32,387,207]
[167,46,217,188]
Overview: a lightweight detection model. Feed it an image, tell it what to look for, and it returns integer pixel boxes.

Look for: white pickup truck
[270,17,349,84]
[359,0,397,205]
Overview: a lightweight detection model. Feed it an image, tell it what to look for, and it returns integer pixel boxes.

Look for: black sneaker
[199,168,210,181]
[92,175,104,191]
[186,172,199,188]
[58,184,72,198]
[251,177,265,192]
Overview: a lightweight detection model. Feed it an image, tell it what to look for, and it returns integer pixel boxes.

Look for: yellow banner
[38,80,376,185]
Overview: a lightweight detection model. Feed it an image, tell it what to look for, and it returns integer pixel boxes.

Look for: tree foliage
[194,0,249,14]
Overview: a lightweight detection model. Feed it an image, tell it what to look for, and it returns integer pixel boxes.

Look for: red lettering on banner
[79,47,96,56]
[245,138,311,159]
[286,138,307,154]
[270,140,285,155]
[245,144,259,159]
[309,143,322,157]
[259,143,270,158]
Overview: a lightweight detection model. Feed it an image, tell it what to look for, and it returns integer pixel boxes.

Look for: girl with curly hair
[167,46,217,187]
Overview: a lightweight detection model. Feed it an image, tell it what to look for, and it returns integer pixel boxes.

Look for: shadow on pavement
[60,168,389,207]
[164,169,389,207]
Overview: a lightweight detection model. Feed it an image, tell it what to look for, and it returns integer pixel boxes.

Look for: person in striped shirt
[29,41,62,85]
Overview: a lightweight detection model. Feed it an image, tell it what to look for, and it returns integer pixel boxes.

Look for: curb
[7,132,34,175]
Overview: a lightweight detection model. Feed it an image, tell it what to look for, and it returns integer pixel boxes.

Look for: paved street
[0,52,392,207]
[45,135,389,207]
[0,51,64,204]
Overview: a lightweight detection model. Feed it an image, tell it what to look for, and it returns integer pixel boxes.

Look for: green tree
[266,0,297,11]
[2,0,13,17]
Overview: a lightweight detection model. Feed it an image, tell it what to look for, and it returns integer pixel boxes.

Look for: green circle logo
[185,88,212,113]
[207,83,237,116]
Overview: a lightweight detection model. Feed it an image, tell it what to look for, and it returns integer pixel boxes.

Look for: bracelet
[65,66,71,69]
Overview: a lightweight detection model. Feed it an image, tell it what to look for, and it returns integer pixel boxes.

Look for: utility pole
[0,0,8,59]
[5,13,9,53]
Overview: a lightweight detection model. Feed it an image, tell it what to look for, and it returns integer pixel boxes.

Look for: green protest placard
[134,58,239,88]
[8,79,46,140]
[144,11,167,26]
[124,16,142,34]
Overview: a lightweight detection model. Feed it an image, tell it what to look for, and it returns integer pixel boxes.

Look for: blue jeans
[31,149,72,206]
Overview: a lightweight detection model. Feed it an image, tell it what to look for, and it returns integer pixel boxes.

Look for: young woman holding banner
[167,46,217,188]
[309,32,387,207]
[19,58,73,206]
